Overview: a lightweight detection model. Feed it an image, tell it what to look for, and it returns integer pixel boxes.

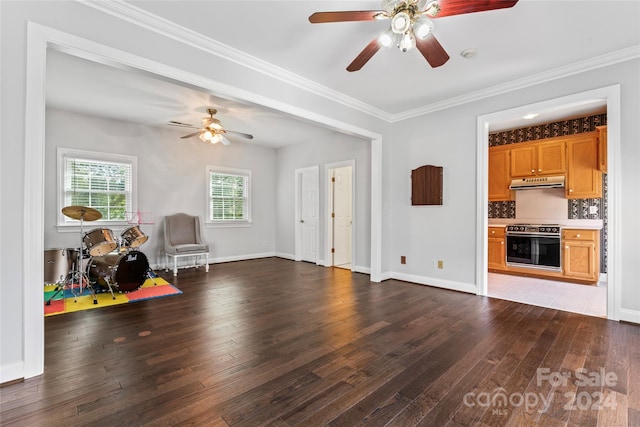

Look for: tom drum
[88,250,149,292]
[43,248,78,284]
[83,228,118,257]
[121,225,148,249]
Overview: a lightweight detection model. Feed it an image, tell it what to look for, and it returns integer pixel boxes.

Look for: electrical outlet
[437,260,443,269]
[401,256,406,264]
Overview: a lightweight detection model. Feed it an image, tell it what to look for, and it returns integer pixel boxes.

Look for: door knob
[300,220,304,223]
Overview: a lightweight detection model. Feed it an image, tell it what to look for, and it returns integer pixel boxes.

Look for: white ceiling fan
[169,108,254,145]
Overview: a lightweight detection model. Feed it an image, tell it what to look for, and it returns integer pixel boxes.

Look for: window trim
[57,147,138,228]
[206,165,252,228]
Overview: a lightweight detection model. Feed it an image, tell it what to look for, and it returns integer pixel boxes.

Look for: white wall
[44,108,277,266]
[389,59,640,317]
[275,133,371,270]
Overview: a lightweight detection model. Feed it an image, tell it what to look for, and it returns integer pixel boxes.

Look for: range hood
[509,175,565,190]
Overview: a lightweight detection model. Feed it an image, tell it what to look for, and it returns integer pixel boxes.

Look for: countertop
[488,218,603,229]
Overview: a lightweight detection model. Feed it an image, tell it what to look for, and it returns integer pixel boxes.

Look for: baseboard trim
[353,265,371,275]
[390,272,477,294]
[0,362,24,385]
[619,308,640,325]
[275,252,295,261]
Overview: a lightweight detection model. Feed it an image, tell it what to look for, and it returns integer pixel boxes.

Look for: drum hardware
[49,205,103,305]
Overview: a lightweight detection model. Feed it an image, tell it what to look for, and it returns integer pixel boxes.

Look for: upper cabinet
[510,140,566,178]
[488,146,514,201]
[597,125,608,173]
[566,133,602,199]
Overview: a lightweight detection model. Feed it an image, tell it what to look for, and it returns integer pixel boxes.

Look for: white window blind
[208,167,251,223]
[59,149,136,224]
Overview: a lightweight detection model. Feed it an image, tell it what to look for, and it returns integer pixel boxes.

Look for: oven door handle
[506,232,560,238]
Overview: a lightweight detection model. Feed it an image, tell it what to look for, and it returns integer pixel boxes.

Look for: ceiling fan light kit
[169,107,253,146]
[308,0,519,71]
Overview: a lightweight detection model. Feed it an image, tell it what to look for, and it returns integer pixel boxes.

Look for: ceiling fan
[309,0,519,72]
[169,108,254,145]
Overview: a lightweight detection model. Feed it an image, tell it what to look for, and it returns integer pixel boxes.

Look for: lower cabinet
[563,229,600,282]
[488,227,506,271]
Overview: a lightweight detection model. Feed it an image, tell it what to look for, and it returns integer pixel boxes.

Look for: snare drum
[83,228,118,257]
[121,225,148,249]
[43,248,78,284]
[88,250,149,292]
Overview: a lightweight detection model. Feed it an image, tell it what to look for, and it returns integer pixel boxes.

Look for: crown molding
[391,45,640,122]
[76,0,391,122]
[77,1,639,124]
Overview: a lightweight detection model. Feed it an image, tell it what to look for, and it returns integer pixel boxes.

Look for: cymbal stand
[68,213,98,304]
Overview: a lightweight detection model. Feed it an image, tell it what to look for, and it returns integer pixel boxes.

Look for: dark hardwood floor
[1,258,638,426]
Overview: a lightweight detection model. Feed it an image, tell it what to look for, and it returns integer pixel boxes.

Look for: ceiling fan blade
[180,131,202,139]
[309,10,385,23]
[226,130,254,140]
[416,35,450,68]
[433,0,518,18]
[346,39,382,72]
[168,120,197,128]
[221,136,232,146]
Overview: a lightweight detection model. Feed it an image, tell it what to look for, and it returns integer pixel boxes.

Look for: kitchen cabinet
[488,227,506,270]
[510,140,566,178]
[597,125,607,173]
[566,134,602,199]
[563,229,600,283]
[488,146,514,201]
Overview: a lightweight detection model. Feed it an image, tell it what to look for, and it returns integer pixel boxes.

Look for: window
[58,148,137,225]
[207,166,251,225]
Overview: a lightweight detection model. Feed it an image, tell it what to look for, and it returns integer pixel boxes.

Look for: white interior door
[299,168,318,263]
[332,166,352,267]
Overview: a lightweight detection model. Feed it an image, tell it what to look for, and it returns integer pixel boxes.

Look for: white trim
[206,165,252,224]
[294,166,320,263]
[209,252,275,264]
[353,265,371,275]
[20,22,383,381]
[391,272,477,294]
[324,160,356,271]
[619,309,640,325]
[0,362,24,384]
[275,252,296,261]
[476,85,621,321]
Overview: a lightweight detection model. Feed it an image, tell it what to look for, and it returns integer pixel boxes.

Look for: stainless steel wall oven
[506,225,561,271]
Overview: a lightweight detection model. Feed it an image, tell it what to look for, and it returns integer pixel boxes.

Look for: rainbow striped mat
[44,276,182,317]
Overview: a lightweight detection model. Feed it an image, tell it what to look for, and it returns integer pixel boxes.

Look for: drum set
[45,205,155,306]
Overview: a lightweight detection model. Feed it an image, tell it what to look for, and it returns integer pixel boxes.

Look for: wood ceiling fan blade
[346,39,382,72]
[433,0,518,18]
[226,130,254,140]
[416,35,450,68]
[309,10,386,23]
[180,131,202,139]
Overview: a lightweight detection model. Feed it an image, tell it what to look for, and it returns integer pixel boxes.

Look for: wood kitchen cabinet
[566,133,602,199]
[563,228,600,283]
[510,139,566,178]
[597,125,607,173]
[488,146,514,201]
[488,227,506,270]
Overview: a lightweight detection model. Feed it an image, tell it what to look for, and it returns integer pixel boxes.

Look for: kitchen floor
[488,272,606,318]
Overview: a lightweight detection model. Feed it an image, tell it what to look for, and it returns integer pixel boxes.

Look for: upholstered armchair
[163,213,209,276]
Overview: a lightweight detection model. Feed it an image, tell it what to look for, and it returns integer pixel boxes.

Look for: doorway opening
[326,161,354,270]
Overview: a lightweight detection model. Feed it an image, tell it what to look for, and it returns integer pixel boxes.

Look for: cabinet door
[488,147,513,201]
[510,145,537,177]
[537,140,566,175]
[563,241,597,281]
[488,237,506,270]
[566,135,602,199]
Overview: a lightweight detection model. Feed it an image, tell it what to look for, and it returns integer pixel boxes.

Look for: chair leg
[205,254,209,272]
[173,256,178,276]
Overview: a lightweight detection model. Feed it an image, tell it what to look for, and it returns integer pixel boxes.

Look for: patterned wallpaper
[488,113,608,273]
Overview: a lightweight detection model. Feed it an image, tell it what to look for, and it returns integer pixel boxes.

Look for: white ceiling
[46,0,639,145]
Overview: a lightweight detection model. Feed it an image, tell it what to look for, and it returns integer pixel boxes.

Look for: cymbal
[61,206,102,221]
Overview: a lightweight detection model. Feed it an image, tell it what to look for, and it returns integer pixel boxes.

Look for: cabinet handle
[566,246,569,249]
[569,189,573,193]
[501,241,504,245]
[491,230,495,234]
[538,168,542,172]
[531,169,535,174]
[576,234,581,238]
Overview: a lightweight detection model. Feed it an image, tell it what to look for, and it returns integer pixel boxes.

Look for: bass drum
[44,248,78,284]
[88,250,149,292]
